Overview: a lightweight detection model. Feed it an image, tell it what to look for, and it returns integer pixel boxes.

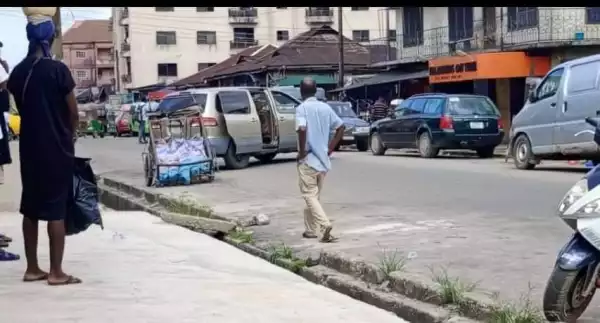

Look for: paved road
[0,210,406,323]
[67,138,599,319]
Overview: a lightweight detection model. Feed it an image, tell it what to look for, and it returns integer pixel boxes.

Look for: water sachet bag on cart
[155,138,211,185]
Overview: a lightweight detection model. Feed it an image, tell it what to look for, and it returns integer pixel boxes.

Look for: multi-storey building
[63,19,115,89]
[393,7,600,131]
[111,7,396,90]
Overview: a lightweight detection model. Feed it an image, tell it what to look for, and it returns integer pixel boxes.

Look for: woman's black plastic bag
[65,157,104,236]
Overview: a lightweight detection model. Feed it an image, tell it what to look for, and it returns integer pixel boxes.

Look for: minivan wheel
[223,141,250,169]
[356,138,369,152]
[417,132,439,158]
[256,153,277,164]
[513,135,536,170]
[370,133,386,156]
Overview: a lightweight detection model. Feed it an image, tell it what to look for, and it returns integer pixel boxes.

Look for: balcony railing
[230,39,258,49]
[305,8,333,24]
[228,8,258,24]
[77,79,96,88]
[96,59,114,68]
[393,7,600,63]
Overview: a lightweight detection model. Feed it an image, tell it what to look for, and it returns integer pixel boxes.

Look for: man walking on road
[138,97,149,144]
[370,95,391,122]
[295,77,345,243]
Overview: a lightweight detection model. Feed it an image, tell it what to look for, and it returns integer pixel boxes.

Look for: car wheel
[417,132,439,158]
[356,138,368,152]
[513,134,536,170]
[476,146,496,158]
[223,141,250,169]
[370,132,386,156]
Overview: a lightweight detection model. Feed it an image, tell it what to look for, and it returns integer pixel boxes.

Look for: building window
[352,30,370,42]
[586,8,600,24]
[507,7,538,31]
[155,7,174,12]
[233,27,255,42]
[276,30,289,41]
[75,51,86,58]
[198,63,216,71]
[156,31,177,45]
[157,63,178,77]
[403,7,423,47]
[388,29,397,41]
[448,7,474,42]
[351,7,369,11]
[197,31,217,44]
[75,71,87,79]
[196,7,214,12]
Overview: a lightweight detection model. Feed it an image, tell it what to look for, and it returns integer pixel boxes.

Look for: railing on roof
[305,7,334,24]
[230,39,259,49]
[228,7,258,24]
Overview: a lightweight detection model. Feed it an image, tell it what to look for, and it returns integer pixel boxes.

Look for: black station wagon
[369,93,505,158]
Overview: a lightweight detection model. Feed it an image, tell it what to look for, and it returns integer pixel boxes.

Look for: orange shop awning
[428,51,551,84]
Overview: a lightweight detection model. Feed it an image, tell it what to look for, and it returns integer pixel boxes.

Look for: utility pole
[385,8,391,61]
[51,7,63,60]
[337,7,344,88]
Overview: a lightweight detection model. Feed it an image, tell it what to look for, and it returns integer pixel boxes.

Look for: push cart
[141,110,217,187]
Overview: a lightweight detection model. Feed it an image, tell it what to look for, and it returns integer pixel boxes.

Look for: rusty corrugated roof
[172,44,277,87]
[63,20,112,44]
[209,26,373,80]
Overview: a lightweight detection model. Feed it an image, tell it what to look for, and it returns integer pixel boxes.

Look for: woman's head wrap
[25,16,55,58]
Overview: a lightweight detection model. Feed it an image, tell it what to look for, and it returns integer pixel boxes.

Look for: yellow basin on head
[22,7,57,17]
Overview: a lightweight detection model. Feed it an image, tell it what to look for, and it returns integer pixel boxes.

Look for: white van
[508,54,600,169]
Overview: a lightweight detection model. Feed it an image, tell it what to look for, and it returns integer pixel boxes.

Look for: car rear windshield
[446,96,500,116]
[158,94,207,114]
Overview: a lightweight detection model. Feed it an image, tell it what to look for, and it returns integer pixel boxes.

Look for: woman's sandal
[0,234,13,243]
[23,273,49,282]
[48,275,82,286]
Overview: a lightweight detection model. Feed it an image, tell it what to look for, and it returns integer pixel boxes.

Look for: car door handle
[550,102,556,107]
[279,116,285,121]
[250,117,258,123]
[563,101,568,113]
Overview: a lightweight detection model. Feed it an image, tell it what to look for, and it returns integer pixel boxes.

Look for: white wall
[113,7,396,90]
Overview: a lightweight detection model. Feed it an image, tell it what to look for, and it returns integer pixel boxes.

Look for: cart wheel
[144,155,153,187]
[207,175,215,183]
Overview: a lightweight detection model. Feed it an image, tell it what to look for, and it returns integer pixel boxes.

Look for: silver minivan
[508,54,600,169]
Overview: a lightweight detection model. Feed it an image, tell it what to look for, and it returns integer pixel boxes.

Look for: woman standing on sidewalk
[0,41,19,262]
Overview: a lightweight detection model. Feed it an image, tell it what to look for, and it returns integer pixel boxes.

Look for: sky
[0,7,112,69]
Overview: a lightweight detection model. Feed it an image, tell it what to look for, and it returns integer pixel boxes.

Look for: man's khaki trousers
[297,163,331,234]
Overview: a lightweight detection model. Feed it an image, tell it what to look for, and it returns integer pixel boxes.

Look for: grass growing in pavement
[228,229,255,244]
[268,243,307,273]
[430,266,478,306]
[488,285,544,323]
[376,244,408,278]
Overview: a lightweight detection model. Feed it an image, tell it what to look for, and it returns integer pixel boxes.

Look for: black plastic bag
[65,157,104,236]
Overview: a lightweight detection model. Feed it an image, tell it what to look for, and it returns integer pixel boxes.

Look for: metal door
[218,90,263,154]
[269,90,298,149]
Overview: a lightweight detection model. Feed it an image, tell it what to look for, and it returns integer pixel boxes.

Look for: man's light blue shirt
[295,97,343,173]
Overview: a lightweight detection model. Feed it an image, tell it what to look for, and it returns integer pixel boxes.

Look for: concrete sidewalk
[0,211,407,323]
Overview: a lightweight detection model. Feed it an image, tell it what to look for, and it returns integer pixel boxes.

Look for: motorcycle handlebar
[585,117,599,128]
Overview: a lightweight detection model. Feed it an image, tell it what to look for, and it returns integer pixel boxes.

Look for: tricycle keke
[142,110,217,187]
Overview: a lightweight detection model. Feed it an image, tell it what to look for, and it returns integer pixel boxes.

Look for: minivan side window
[271,91,299,114]
[536,68,564,101]
[408,98,427,114]
[216,91,251,114]
[423,98,444,115]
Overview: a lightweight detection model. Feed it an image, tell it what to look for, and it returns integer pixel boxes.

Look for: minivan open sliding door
[217,90,262,154]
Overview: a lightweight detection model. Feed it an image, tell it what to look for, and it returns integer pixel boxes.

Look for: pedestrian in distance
[138,97,149,144]
[0,41,19,262]
[370,94,391,123]
[295,77,345,243]
[7,17,82,284]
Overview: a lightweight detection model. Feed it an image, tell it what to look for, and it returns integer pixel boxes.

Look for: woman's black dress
[7,57,75,221]
[0,88,11,166]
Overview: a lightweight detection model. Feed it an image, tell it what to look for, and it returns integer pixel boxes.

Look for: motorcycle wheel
[543,266,595,322]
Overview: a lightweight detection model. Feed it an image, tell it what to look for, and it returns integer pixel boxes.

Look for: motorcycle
[543,117,600,322]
